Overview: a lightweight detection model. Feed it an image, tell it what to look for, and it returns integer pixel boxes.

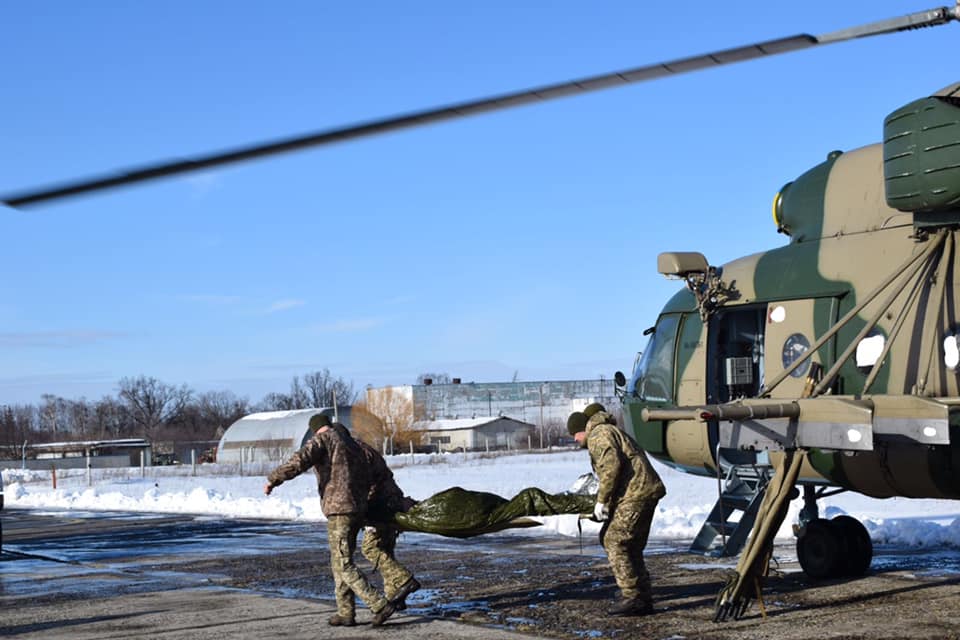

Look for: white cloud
[0,330,126,348]
[0,370,115,386]
[266,299,306,314]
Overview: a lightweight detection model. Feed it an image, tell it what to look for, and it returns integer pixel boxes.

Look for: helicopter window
[630,314,680,403]
[944,334,960,371]
[855,333,885,372]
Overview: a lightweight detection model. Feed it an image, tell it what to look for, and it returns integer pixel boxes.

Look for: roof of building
[31,438,150,451]
[218,408,326,452]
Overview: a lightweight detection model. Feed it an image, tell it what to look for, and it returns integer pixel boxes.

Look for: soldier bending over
[264,414,398,627]
[568,403,666,616]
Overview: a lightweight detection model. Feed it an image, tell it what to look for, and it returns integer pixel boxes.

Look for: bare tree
[197,390,249,438]
[349,403,386,449]
[0,404,37,457]
[67,398,93,440]
[93,396,131,439]
[303,368,357,407]
[355,387,419,453]
[39,393,69,437]
[257,370,357,411]
[256,391,296,412]
[288,376,310,409]
[118,376,192,440]
[417,372,451,385]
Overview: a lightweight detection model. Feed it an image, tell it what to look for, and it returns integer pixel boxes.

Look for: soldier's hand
[593,501,608,521]
[264,483,273,496]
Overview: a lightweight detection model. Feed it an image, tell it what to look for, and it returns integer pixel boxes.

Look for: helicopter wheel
[797,518,842,579]
[831,515,873,577]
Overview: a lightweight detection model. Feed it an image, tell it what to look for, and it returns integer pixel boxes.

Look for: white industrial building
[366,378,618,446]
[413,416,536,452]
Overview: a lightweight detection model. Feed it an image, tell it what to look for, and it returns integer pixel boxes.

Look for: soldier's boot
[608,597,654,617]
[371,601,396,627]
[392,577,421,611]
[328,614,356,627]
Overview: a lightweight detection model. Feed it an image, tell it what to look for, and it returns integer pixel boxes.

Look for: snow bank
[4,450,960,545]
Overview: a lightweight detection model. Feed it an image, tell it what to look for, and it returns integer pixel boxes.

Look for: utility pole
[538,383,545,449]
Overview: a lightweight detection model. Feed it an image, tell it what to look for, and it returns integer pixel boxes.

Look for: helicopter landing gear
[796,486,873,579]
[833,515,873,576]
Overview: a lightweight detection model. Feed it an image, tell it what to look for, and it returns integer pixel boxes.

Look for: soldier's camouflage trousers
[327,514,389,617]
[362,523,413,600]
[599,499,659,602]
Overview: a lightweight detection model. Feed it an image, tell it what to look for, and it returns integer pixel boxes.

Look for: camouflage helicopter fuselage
[624,82,960,501]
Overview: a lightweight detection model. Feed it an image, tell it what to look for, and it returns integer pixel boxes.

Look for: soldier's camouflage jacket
[357,440,416,522]
[586,411,666,511]
[267,425,369,516]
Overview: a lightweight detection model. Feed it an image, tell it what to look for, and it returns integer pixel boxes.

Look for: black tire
[797,518,843,579]
[832,514,873,577]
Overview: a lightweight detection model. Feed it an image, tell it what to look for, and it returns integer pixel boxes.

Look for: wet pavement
[0,508,609,602]
[4,508,960,639]
[0,508,548,639]
[1,511,314,600]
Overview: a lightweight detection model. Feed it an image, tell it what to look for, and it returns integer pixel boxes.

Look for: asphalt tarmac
[0,509,538,639]
[4,508,960,639]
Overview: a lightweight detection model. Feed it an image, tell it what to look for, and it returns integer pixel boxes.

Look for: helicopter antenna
[2,3,958,208]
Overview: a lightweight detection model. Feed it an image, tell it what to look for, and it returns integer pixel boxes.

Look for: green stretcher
[390,486,597,538]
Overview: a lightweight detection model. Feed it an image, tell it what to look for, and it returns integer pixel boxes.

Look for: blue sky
[1,1,956,405]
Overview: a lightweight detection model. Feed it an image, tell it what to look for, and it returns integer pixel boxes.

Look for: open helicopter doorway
[706,305,767,404]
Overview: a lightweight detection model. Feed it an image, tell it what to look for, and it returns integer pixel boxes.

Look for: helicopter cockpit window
[855,332,885,373]
[630,314,679,403]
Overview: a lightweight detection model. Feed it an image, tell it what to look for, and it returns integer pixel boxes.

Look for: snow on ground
[4,449,960,546]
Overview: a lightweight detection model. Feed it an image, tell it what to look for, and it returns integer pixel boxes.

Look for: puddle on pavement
[0,512,320,598]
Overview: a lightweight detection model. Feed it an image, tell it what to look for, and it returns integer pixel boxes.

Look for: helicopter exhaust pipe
[642,402,800,423]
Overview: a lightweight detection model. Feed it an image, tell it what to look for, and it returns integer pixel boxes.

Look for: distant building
[24,438,152,470]
[414,416,536,452]
[216,406,353,465]
[366,378,617,446]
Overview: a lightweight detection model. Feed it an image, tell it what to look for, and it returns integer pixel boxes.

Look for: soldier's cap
[567,411,588,436]
[309,413,333,432]
[583,402,606,418]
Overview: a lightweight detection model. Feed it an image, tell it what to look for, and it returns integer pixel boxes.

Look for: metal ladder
[689,463,772,556]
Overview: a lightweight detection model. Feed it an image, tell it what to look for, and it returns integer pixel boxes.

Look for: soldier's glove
[593,501,608,521]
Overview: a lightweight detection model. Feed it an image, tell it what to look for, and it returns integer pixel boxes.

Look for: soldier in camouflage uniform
[568,402,666,616]
[356,438,421,609]
[264,414,397,627]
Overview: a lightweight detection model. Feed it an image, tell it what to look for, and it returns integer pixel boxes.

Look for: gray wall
[21,454,140,470]
[413,379,616,424]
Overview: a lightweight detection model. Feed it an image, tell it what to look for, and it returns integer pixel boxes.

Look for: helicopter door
[675,312,707,406]
[665,312,715,471]
[763,298,838,399]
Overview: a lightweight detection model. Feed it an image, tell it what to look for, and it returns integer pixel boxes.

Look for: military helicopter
[620,72,960,618]
[3,1,959,623]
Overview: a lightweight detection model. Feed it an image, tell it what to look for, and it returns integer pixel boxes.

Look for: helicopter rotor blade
[3,3,958,208]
